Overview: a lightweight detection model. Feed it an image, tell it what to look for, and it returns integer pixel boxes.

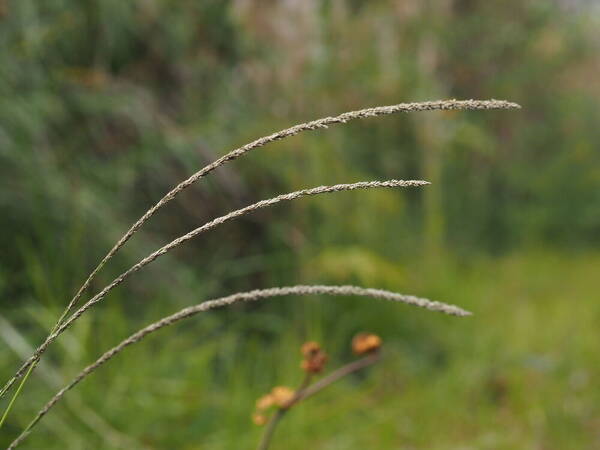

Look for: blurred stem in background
[414,0,453,261]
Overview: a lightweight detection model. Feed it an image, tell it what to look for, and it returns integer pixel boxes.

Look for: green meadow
[1,1,599,448]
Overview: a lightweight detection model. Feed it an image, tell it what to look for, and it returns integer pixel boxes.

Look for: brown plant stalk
[1,180,429,400]
[257,372,313,450]
[8,284,470,449]
[257,352,382,450]
[0,99,518,402]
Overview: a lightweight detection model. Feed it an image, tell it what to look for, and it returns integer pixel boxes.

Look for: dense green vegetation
[1,1,599,448]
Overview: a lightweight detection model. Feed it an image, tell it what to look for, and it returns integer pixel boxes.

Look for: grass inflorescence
[0,99,519,447]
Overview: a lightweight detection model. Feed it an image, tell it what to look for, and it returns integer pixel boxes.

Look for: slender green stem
[0,312,67,430]
[0,362,37,429]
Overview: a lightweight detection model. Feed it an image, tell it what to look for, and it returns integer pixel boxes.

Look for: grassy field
[2,250,598,449]
[1,2,599,448]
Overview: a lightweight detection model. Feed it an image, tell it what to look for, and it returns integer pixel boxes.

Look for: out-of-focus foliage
[1,0,599,448]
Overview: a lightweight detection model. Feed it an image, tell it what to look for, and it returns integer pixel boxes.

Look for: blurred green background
[1,0,599,448]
